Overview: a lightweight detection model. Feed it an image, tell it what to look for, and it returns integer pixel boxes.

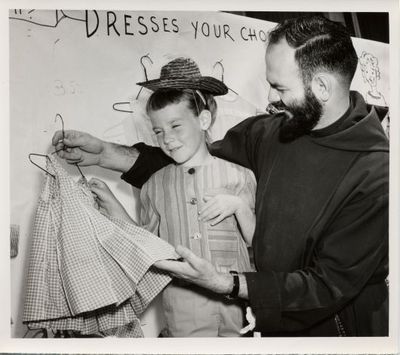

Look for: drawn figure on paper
[359,51,387,106]
[9,9,88,28]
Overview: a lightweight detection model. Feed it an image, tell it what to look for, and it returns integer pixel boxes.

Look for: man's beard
[269,88,323,143]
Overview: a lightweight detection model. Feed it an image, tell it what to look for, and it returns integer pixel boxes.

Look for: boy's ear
[199,110,212,131]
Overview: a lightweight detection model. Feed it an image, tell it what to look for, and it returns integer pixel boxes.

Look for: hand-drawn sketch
[359,51,387,106]
[9,9,87,28]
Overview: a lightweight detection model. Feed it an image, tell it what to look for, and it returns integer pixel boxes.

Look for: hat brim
[136,76,228,96]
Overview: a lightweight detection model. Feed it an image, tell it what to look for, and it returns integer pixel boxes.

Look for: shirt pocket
[208,229,240,272]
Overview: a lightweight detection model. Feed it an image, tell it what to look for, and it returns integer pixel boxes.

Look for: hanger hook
[52,113,86,181]
[213,60,224,82]
[55,113,65,141]
[140,53,153,82]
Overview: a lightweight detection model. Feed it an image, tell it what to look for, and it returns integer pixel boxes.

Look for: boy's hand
[89,178,116,210]
[198,194,243,226]
[89,178,134,223]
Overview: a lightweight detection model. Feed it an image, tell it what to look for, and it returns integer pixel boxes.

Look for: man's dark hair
[268,15,358,88]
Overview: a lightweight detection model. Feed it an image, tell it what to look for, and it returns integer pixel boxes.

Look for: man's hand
[155,245,233,294]
[52,130,104,166]
[51,129,139,172]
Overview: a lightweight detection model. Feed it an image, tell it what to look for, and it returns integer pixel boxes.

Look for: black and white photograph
[1,0,399,353]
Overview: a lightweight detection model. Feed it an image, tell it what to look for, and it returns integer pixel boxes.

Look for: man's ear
[199,110,212,131]
[311,73,332,102]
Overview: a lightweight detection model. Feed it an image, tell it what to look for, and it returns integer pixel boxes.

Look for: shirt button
[191,233,202,240]
[190,198,197,205]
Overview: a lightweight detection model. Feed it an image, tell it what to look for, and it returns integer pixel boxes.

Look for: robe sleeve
[121,143,173,189]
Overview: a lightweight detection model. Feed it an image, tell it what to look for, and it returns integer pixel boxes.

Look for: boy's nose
[163,132,175,144]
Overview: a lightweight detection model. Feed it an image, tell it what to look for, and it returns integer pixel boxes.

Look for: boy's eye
[154,130,162,135]
[172,125,181,129]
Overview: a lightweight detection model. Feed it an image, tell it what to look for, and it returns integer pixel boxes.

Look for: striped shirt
[140,156,256,273]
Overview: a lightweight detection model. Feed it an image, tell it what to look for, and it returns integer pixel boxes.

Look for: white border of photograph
[1,0,399,353]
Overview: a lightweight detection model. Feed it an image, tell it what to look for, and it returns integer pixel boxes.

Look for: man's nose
[268,87,280,103]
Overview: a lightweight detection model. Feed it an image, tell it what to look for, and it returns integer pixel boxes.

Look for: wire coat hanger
[140,53,153,82]
[52,113,66,155]
[28,153,55,178]
[112,54,154,112]
[213,59,239,96]
[28,113,65,178]
[52,113,86,180]
[112,102,133,113]
[213,60,225,83]
[135,53,154,100]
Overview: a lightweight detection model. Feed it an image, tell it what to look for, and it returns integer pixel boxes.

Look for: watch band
[227,270,240,299]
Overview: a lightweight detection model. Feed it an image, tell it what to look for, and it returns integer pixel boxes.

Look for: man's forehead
[265,40,299,79]
[266,39,296,63]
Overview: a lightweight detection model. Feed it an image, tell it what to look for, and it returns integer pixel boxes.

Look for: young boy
[90,57,256,337]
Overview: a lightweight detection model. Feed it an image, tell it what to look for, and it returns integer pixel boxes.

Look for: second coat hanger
[112,54,154,114]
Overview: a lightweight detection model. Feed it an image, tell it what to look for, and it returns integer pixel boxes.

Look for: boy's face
[149,101,208,166]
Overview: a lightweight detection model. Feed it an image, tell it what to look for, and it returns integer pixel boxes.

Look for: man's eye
[154,131,162,135]
[172,125,181,129]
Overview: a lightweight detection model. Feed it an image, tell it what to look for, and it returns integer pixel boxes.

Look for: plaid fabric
[102,320,144,337]
[26,300,145,336]
[23,155,176,336]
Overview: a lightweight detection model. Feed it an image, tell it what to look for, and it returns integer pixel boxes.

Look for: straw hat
[136,57,228,96]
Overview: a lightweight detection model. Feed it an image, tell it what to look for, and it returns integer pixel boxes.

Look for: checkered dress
[23,155,177,337]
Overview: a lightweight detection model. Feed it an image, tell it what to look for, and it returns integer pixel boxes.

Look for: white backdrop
[9,9,389,338]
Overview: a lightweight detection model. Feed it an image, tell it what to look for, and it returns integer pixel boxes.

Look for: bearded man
[53,15,389,336]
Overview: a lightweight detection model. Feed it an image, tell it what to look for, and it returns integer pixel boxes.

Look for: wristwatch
[226,270,240,299]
